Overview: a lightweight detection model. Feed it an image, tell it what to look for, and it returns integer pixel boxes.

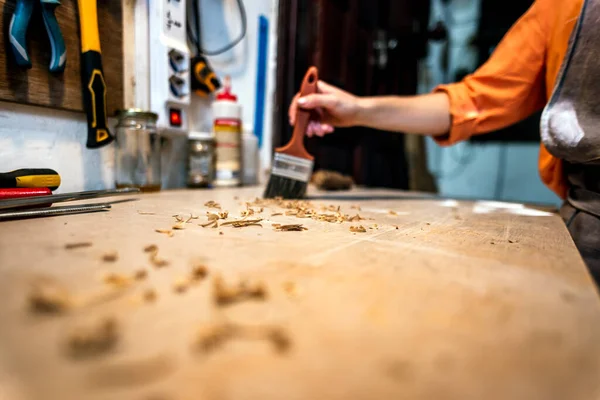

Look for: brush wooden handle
[276,66,318,160]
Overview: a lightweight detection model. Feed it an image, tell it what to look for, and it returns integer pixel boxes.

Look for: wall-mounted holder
[149,0,190,134]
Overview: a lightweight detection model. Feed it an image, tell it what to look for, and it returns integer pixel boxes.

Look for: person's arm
[290,82,451,137]
[290,0,551,142]
[357,94,451,136]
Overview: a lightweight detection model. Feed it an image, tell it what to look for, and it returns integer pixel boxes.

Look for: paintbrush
[264,67,318,199]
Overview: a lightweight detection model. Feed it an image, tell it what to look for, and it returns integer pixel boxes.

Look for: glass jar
[114,109,161,192]
[187,131,216,188]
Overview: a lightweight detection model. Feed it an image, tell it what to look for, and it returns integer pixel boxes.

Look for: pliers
[9,0,66,73]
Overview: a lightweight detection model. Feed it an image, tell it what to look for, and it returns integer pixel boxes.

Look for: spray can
[212,77,242,187]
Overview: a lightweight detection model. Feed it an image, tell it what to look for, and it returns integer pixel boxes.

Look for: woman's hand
[288,81,364,137]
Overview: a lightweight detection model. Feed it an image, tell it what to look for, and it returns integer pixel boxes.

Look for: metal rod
[0,188,140,211]
[0,204,112,221]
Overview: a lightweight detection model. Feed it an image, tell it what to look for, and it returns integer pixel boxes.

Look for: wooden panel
[0,0,123,113]
[0,188,599,399]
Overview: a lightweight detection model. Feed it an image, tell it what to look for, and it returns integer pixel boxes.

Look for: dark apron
[541,0,600,284]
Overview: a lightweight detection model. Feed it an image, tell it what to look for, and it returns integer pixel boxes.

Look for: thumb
[297,94,339,111]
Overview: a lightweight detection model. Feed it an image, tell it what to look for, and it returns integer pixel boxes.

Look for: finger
[322,124,334,134]
[288,93,300,125]
[317,80,349,95]
[297,94,338,111]
[309,121,321,136]
[314,123,325,137]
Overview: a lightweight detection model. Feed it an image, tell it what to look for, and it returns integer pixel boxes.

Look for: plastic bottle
[212,77,242,187]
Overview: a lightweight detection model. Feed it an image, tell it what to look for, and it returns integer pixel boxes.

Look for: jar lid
[188,131,214,140]
[116,108,158,121]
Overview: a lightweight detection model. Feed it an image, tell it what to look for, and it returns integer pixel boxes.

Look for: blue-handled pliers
[9,0,66,73]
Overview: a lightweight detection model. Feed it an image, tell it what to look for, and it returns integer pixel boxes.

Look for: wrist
[355,97,375,127]
[356,97,377,127]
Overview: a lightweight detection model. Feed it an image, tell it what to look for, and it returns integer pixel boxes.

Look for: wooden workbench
[0,188,599,400]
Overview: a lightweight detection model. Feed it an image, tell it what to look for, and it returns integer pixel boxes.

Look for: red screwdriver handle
[0,188,52,201]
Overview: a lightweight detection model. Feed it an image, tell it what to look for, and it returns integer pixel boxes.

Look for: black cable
[189,0,247,56]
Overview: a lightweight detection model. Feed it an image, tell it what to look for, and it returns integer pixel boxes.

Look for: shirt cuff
[432,83,479,146]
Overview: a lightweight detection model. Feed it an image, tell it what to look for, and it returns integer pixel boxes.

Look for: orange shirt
[434,0,584,199]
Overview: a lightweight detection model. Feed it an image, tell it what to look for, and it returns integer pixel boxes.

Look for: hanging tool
[0,204,111,221]
[0,188,139,211]
[0,168,60,190]
[9,0,66,73]
[187,0,221,97]
[191,54,221,97]
[77,0,113,148]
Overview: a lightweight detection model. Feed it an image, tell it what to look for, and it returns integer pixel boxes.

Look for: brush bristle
[263,175,308,199]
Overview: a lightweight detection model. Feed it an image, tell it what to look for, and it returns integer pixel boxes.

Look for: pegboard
[0,0,123,113]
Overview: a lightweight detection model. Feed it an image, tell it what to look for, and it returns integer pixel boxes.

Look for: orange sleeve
[433,0,550,146]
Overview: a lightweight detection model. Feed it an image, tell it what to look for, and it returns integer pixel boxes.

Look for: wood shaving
[155,229,174,237]
[137,211,156,215]
[172,222,186,230]
[201,211,229,228]
[204,201,221,209]
[271,213,283,217]
[146,246,169,268]
[142,289,157,303]
[103,273,132,289]
[264,327,291,353]
[240,208,254,217]
[389,210,397,216]
[194,322,290,354]
[190,265,208,281]
[134,270,148,281]
[213,275,267,306]
[28,279,71,314]
[172,279,189,294]
[273,224,308,232]
[150,254,169,268]
[350,225,367,233]
[312,170,353,191]
[144,244,158,253]
[220,218,263,228]
[64,242,92,250]
[194,323,237,352]
[102,252,118,263]
[66,317,119,358]
[348,214,365,222]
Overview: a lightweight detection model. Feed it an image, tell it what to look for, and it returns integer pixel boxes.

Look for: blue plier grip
[8,0,34,68]
[9,0,66,73]
[40,0,67,73]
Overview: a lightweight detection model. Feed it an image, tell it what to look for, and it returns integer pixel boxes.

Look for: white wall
[421,0,561,206]
[0,0,279,192]
[0,102,114,193]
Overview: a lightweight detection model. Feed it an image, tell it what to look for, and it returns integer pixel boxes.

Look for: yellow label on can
[214,122,241,185]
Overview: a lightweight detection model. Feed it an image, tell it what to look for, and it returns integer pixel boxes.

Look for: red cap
[216,76,237,101]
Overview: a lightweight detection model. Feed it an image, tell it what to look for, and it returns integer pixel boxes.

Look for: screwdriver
[0,188,52,200]
[0,169,61,191]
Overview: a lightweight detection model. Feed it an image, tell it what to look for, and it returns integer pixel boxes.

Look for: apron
[541,0,600,284]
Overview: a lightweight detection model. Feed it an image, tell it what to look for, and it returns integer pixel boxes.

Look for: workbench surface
[0,188,599,400]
